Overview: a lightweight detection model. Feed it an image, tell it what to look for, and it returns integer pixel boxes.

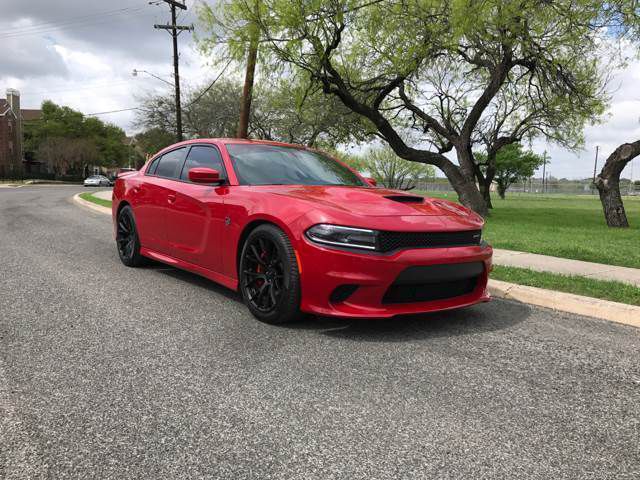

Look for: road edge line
[489,279,640,328]
[72,193,111,215]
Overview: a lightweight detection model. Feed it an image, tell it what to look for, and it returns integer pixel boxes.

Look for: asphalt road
[1,186,639,479]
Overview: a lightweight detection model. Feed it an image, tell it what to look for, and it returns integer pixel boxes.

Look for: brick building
[0,89,42,176]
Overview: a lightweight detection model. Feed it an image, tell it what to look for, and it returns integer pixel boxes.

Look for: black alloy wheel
[239,224,302,324]
[116,205,145,267]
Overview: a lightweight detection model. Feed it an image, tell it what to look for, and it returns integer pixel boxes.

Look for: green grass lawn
[420,191,640,269]
[491,265,640,306]
[79,192,112,209]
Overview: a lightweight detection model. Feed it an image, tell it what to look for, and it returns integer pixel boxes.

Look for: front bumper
[297,238,492,318]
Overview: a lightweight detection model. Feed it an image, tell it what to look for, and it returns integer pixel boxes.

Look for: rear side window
[146,156,161,175]
[155,148,186,179]
[180,146,225,181]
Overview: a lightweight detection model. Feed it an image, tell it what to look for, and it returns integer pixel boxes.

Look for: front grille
[383,278,478,304]
[382,262,483,304]
[377,230,481,253]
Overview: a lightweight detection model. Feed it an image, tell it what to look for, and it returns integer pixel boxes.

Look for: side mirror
[366,177,377,186]
[188,167,224,184]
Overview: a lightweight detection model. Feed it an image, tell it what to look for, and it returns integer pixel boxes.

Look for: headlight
[306,224,378,250]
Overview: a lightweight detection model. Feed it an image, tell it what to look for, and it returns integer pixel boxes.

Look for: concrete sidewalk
[93,189,112,201]
[494,249,640,287]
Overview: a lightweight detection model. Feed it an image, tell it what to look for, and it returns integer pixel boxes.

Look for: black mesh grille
[382,262,483,304]
[382,277,478,304]
[377,230,481,253]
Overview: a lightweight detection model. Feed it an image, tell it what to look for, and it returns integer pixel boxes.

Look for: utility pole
[592,145,599,188]
[154,0,192,142]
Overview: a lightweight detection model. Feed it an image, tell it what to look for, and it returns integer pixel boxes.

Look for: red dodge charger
[113,139,492,323]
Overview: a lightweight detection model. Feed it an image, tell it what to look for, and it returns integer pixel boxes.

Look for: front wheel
[116,205,146,267]
[239,224,302,324]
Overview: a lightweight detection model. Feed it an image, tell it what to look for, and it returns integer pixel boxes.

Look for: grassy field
[421,192,640,269]
[79,192,112,209]
[491,265,640,306]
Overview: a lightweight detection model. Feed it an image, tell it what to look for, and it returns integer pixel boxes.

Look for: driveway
[1,186,638,479]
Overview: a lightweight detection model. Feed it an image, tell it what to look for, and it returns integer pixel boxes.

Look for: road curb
[72,193,111,215]
[489,279,640,328]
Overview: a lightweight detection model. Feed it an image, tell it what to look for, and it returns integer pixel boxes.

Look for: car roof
[159,138,308,151]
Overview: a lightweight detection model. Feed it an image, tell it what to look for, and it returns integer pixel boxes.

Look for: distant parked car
[83,175,111,187]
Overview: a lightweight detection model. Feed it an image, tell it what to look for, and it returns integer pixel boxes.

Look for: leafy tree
[359,147,435,190]
[36,137,98,176]
[25,101,130,174]
[253,79,369,148]
[476,144,544,199]
[200,0,614,216]
[134,127,176,157]
[136,78,368,148]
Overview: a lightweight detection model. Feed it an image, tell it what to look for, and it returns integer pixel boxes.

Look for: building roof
[21,109,42,121]
[0,99,10,116]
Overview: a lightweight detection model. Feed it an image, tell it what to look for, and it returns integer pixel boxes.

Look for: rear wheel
[116,205,145,267]
[239,224,302,324]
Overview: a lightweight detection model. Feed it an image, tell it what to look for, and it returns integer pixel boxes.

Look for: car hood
[266,185,480,219]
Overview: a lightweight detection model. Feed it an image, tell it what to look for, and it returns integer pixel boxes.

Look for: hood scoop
[384,194,424,204]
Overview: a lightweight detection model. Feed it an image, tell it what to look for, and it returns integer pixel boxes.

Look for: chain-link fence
[412,178,639,196]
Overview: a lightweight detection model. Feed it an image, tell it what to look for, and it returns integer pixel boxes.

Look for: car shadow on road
[144,263,530,342]
[145,263,245,304]
[288,300,531,342]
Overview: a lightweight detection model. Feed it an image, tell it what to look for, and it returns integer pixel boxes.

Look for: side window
[146,155,162,175]
[180,146,225,181]
[155,148,185,179]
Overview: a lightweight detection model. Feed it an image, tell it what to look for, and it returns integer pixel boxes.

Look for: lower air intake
[382,262,483,304]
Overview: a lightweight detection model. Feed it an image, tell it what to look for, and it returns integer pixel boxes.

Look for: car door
[165,144,228,273]
[133,147,186,254]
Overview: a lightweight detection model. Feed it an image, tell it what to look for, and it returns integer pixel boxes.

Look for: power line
[0,7,152,39]
[0,7,142,35]
[85,108,141,116]
[186,60,233,107]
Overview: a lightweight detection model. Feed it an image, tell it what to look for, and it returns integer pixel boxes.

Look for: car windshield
[226,144,366,187]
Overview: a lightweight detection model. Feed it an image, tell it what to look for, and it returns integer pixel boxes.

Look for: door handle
[167,194,176,204]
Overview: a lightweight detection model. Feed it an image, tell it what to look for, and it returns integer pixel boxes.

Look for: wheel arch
[235,216,298,278]
[116,200,131,217]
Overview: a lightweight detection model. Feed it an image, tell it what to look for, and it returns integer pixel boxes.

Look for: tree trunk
[597,181,628,228]
[454,145,489,217]
[594,140,640,228]
[449,174,489,217]
[237,22,259,139]
[497,184,506,199]
[478,178,493,209]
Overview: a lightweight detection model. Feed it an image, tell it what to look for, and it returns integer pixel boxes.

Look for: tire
[116,205,146,267]
[239,224,302,324]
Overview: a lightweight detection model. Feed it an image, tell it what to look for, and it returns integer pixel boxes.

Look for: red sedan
[112,139,492,323]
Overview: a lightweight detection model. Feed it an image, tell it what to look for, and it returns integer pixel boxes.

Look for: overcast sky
[1,0,639,180]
